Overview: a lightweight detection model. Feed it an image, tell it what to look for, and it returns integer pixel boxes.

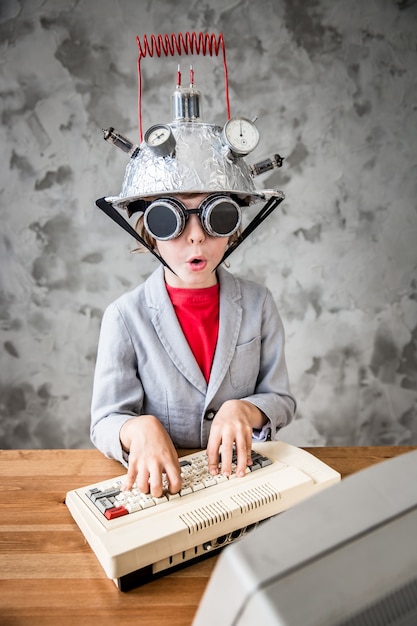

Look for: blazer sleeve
[243,288,296,440]
[90,302,143,466]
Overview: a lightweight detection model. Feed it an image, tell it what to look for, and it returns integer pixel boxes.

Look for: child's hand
[206,400,266,478]
[120,415,181,497]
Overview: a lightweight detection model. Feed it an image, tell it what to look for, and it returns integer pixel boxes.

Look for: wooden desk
[1,446,415,626]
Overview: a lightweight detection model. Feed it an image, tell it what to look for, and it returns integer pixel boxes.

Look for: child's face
[155,193,230,289]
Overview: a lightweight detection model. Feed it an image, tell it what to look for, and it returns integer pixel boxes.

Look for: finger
[219,438,234,477]
[246,429,253,466]
[135,468,151,494]
[235,435,252,477]
[148,468,164,498]
[122,465,138,491]
[206,435,222,475]
[165,461,182,494]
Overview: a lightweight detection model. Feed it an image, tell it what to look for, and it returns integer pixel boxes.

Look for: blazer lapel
[146,267,207,393]
[207,268,242,400]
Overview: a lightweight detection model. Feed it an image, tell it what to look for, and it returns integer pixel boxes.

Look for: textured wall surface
[1,0,416,449]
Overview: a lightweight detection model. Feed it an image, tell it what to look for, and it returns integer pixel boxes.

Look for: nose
[186,214,206,244]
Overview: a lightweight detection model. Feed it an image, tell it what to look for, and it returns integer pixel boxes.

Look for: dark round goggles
[143,194,242,241]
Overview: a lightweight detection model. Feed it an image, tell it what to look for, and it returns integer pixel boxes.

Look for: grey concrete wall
[1,0,416,449]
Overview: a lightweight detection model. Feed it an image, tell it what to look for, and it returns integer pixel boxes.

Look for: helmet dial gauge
[222,117,260,156]
[144,124,176,157]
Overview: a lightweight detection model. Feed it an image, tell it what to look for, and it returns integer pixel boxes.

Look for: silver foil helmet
[106,122,265,212]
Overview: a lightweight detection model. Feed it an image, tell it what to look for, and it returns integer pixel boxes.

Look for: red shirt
[166,283,220,382]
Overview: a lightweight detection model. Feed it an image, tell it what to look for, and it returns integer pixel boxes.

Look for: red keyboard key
[104,506,129,520]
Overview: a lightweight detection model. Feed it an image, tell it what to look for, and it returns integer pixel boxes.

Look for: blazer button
[204,409,216,421]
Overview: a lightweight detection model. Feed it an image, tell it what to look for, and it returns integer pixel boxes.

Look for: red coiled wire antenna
[136,31,231,141]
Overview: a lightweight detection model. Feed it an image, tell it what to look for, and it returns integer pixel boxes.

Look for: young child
[91,64,295,498]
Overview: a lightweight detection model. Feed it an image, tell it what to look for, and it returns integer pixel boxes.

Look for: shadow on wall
[280,372,417,447]
[356,373,417,445]
[279,319,417,447]
[0,382,91,449]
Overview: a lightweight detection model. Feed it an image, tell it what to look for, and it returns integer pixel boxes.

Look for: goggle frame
[143,194,242,241]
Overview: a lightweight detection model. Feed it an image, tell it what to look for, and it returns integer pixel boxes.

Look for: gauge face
[145,125,171,146]
[222,117,260,156]
[144,124,176,156]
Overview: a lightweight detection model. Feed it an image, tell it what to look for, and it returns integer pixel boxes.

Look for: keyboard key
[95,497,116,513]
[202,476,217,487]
[166,492,180,500]
[104,506,129,520]
[126,501,143,513]
[152,495,169,505]
[214,474,228,483]
[140,497,155,509]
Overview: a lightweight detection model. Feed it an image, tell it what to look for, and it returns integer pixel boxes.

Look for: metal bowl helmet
[106,122,264,213]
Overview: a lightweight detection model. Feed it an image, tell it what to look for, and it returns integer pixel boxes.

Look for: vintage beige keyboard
[65,441,340,590]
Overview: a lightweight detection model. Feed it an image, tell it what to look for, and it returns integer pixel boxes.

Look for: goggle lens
[204,199,241,236]
[144,201,184,240]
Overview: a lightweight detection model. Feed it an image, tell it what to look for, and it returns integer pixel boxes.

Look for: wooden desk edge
[0,445,415,480]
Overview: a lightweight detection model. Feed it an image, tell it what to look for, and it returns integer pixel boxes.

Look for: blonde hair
[131,214,156,253]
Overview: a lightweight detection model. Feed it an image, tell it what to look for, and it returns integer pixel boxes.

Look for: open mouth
[187,257,207,271]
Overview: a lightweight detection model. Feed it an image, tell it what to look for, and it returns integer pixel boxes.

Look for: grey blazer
[91,265,295,466]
